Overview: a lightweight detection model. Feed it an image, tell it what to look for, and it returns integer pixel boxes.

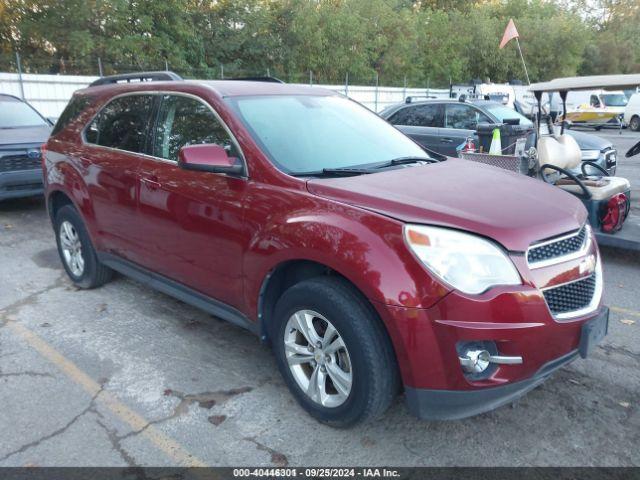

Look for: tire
[54,204,112,289]
[630,116,640,132]
[272,276,399,427]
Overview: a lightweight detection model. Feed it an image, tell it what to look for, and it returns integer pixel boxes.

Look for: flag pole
[515,37,530,85]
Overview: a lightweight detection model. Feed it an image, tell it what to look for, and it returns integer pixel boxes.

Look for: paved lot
[1,131,639,467]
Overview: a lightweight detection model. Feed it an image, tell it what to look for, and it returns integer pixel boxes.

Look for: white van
[624,93,640,131]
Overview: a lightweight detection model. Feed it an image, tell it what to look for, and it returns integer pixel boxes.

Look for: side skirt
[97,253,259,335]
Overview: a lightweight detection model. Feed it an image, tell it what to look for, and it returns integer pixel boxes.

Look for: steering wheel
[626,139,640,158]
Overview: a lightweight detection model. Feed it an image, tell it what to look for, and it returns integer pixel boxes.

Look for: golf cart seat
[537,134,581,170]
[538,134,630,199]
[556,176,630,199]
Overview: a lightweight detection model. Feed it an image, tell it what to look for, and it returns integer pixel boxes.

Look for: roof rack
[89,71,183,87]
[228,76,285,84]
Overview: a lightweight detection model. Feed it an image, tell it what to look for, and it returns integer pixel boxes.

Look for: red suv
[44,72,608,427]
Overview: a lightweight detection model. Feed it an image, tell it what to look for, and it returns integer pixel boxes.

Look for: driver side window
[590,95,601,107]
[153,95,239,162]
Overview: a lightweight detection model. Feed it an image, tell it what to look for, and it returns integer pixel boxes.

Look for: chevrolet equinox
[43,72,609,427]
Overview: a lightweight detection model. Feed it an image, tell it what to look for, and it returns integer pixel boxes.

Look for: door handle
[141,176,161,190]
[441,138,454,143]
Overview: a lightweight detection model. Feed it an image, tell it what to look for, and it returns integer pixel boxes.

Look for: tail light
[600,193,629,233]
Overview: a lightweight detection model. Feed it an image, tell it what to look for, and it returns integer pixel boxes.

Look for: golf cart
[461,74,638,251]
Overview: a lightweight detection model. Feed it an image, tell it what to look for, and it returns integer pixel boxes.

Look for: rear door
[387,104,444,153]
[81,94,157,260]
[135,93,248,309]
[441,103,491,156]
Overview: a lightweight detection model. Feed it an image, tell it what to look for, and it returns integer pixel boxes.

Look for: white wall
[0,72,449,118]
[0,72,98,118]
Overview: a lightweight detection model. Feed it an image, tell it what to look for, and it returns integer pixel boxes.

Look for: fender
[242,189,451,321]
[44,141,100,248]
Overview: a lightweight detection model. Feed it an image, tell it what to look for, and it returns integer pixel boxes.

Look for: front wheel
[630,116,640,132]
[272,277,399,427]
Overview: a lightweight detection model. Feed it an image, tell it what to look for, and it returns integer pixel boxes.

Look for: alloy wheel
[283,309,353,408]
[59,220,85,277]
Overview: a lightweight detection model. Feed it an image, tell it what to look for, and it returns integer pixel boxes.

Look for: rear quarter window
[52,95,94,136]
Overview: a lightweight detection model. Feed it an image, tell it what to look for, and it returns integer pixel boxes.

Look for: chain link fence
[0,52,451,117]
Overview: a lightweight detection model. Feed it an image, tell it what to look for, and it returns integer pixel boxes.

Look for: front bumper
[405,348,579,420]
[403,306,608,420]
[0,169,44,200]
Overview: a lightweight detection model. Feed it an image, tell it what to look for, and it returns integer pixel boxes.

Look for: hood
[565,129,613,151]
[0,125,51,147]
[307,159,587,252]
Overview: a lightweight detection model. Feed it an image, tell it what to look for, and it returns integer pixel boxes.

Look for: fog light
[459,349,491,373]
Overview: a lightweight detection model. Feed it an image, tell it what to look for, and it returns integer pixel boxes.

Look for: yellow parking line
[610,306,640,318]
[6,321,207,467]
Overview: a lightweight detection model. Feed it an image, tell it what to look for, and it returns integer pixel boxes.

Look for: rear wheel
[272,277,399,427]
[630,115,640,132]
[54,205,112,288]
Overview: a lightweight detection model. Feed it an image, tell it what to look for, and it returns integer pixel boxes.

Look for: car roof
[193,80,335,97]
[77,80,336,98]
[389,98,503,110]
[0,94,25,102]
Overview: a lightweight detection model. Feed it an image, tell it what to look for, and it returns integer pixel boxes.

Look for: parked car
[0,94,52,201]
[380,99,617,175]
[44,73,608,426]
[624,93,640,131]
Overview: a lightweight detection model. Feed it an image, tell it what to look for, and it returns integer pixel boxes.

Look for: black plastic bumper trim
[405,349,580,420]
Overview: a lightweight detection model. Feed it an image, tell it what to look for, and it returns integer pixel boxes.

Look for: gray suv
[380,99,617,175]
[0,94,52,201]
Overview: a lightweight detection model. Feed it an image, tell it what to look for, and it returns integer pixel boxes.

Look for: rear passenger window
[388,104,442,127]
[153,95,239,162]
[84,95,155,153]
[445,104,490,130]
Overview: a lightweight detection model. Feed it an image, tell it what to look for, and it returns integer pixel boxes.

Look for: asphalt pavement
[0,130,639,467]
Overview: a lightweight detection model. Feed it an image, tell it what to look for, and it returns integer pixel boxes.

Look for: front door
[136,94,248,310]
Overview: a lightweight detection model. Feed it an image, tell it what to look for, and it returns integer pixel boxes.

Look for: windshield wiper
[384,156,438,167]
[291,157,439,178]
[291,168,373,177]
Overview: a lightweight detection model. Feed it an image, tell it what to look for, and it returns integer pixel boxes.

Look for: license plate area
[579,307,609,358]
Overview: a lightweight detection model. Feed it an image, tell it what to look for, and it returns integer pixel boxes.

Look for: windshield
[226,95,428,174]
[486,104,533,126]
[601,94,628,107]
[0,98,48,128]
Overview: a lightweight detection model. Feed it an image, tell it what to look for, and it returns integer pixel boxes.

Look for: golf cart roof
[529,74,640,93]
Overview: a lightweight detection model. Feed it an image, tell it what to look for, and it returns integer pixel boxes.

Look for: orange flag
[499,19,519,49]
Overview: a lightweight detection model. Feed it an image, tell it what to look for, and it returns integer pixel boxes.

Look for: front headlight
[581,150,601,161]
[404,225,521,295]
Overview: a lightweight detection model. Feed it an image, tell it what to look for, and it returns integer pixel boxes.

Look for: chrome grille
[0,152,41,172]
[527,226,587,266]
[543,274,597,316]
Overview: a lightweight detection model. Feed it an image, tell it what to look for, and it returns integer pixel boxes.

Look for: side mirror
[178,144,243,175]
